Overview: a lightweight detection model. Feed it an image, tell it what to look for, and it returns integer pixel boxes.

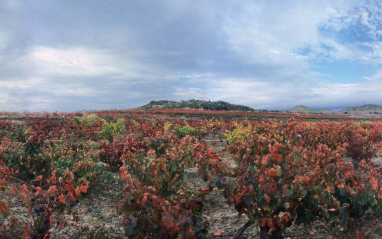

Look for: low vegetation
[1,109,382,238]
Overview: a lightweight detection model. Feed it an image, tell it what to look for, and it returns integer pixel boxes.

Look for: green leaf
[339,209,349,225]
[286,189,293,196]
[256,192,265,203]
[274,192,282,199]
[244,196,254,206]
[306,212,313,223]
[327,211,337,223]
[359,195,367,206]
[292,151,300,163]
[247,166,256,173]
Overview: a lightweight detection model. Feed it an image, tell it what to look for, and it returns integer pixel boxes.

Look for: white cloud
[205,78,311,109]
[2,0,382,111]
[173,71,382,110]
[0,78,46,111]
[220,0,382,66]
[174,87,207,99]
[23,47,124,77]
[0,77,105,111]
[363,70,382,81]
[43,85,102,97]
[0,78,45,89]
[220,1,349,65]
[305,80,382,108]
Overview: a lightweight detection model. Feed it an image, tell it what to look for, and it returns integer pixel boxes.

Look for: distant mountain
[284,105,323,114]
[138,99,254,111]
[342,104,382,112]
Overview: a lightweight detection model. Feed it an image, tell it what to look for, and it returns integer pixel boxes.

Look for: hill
[340,104,382,116]
[342,104,382,112]
[284,105,323,114]
[138,99,254,111]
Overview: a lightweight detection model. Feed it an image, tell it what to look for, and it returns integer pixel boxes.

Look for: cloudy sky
[1,0,382,111]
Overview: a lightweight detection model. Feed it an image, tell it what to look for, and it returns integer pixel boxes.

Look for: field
[2,109,382,238]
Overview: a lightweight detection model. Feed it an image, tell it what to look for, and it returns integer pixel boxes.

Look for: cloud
[220,1,352,65]
[2,0,23,11]
[202,75,382,110]
[23,47,123,77]
[0,32,8,51]
[174,87,207,100]
[363,69,382,81]
[1,0,382,111]
[219,0,382,66]
[0,78,47,111]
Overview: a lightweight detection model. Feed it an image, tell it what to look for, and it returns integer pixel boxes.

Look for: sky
[1,0,382,112]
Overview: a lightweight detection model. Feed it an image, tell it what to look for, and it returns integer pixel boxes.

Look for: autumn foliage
[1,110,382,238]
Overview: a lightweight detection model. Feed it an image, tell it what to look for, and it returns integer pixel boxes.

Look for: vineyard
[2,109,382,238]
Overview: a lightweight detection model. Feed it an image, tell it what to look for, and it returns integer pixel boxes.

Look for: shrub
[118,136,210,238]
[223,120,252,144]
[96,119,125,142]
[210,119,382,238]
[173,125,198,137]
